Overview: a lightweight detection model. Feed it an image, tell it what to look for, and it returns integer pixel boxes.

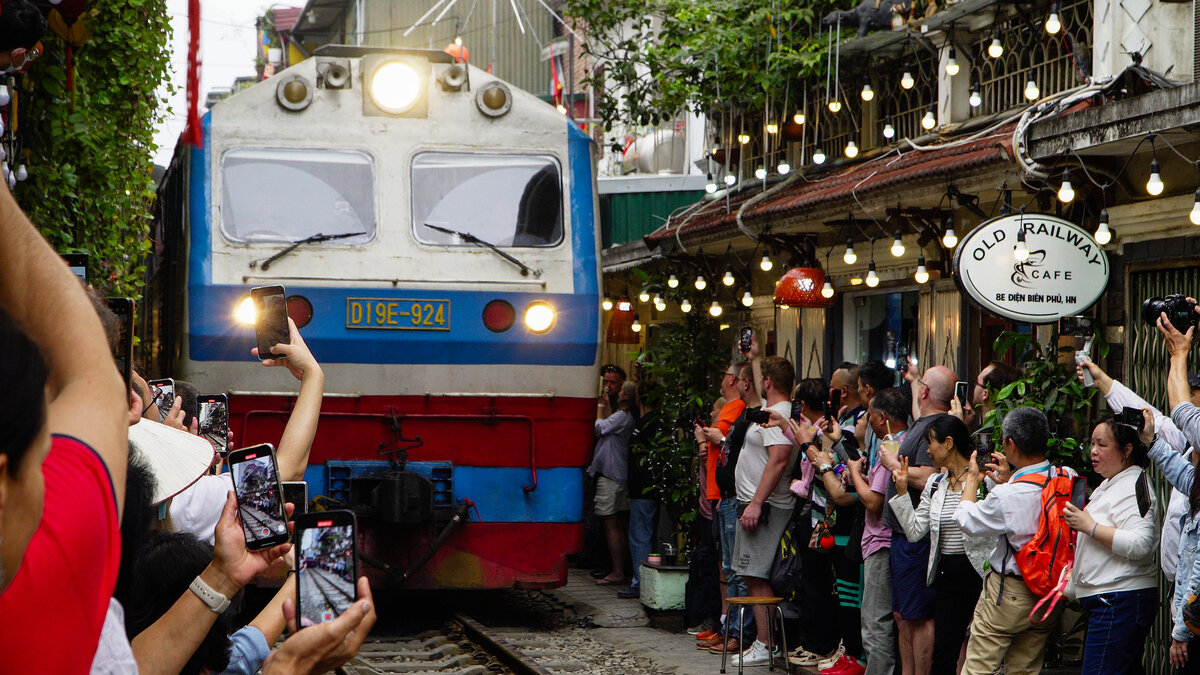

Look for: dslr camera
[1142,295,1200,334]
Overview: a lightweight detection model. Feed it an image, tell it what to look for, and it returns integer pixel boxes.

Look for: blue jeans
[1079,587,1158,675]
[716,497,755,637]
[628,498,658,589]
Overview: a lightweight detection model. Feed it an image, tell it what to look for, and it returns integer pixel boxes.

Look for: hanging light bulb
[695,275,707,290]
[654,296,667,312]
[760,251,774,272]
[667,274,679,289]
[969,83,982,108]
[793,111,805,125]
[722,269,735,286]
[680,297,692,313]
[946,48,960,76]
[1095,210,1112,245]
[942,223,958,249]
[1057,169,1075,203]
[709,300,723,317]
[737,133,750,144]
[882,118,895,140]
[828,98,842,113]
[844,238,858,265]
[845,140,859,158]
[890,231,905,257]
[631,314,643,332]
[1045,2,1062,34]
[766,122,779,134]
[0,84,11,107]
[705,173,717,194]
[849,277,863,286]
[15,164,27,181]
[821,280,835,298]
[638,290,651,303]
[1146,159,1164,196]
[741,290,754,307]
[914,256,930,284]
[724,173,737,186]
[754,166,767,180]
[900,70,915,90]
[988,32,1004,58]
[602,297,613,311]
[1024,73,1040,101]
[1014,228,1030,261]
[777,160,791,175]
[921,106,936,130]
[617,295,632,311]
[865,261,880,287]
[1191,189,1200,225]
[861,81,875,101]
[813,147,827,165]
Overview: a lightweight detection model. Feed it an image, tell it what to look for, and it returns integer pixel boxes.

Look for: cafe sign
[952,213,1109,324]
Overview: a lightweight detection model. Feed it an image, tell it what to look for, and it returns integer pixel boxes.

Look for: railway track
[343,614,595,674]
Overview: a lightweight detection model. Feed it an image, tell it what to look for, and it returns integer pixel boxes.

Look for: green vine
[17,0,172,298]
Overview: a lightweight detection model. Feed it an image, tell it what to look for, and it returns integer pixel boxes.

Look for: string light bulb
[667,274,679,289]
[1095,210,1112,245]
[793,111,805,124]
[891,231,905,257]
[1014,228,1030,261]
[1045,2,1061,34]
[861,82,874,101]
[915,256,929,284]
[631,314,642,332]
[638,290,650,303]
[741,290,754,307]
[680,297,692,313]
[922,106,936,130]
[1057,169,1074,203]
[760,251,774,272]
[946,48,960,76]
[0,85,10,107]
[882,118,895,140]
[737,133,750,144]
[722,268,735,286]
[709,300,723,317]
[969,83,982,108]
[755,166,767,180]
[15,164,26,181]
[1190,189,1200,225]
[1024,73,1040,101]
[617,295,632,311]
[766,122,779,134]
[777,160,791,175]
[828,98,842,113]
[724,173,737,186]
[844,238,858,265]
[602,297,613,311]
[900,70,915,90]
[821,280,835,298]
[866,261,880,287]
[1146,160,1164,195]
[705,174,717,194]
[813,147,826,165]
[988,32,1004,58]
[694,275,707,290]
[942,223,958,249]
[845,140,859,158]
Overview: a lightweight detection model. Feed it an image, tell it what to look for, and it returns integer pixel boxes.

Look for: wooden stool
[721,596,791,675]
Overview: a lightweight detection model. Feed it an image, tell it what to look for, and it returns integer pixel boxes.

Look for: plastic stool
[721,596,790,674]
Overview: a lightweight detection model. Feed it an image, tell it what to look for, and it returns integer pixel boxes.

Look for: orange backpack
[1008,466,1080,598]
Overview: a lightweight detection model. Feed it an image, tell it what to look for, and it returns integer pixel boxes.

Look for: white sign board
[952,213,1109,324]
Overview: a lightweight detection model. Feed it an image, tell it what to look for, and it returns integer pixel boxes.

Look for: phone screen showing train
[228,444,289,550]
[252,285,289,360]
[198,395,229,456]
[146,378,175,423]
[296,511,357,627]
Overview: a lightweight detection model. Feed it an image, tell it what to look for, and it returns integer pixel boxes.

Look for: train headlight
[523,302,556,334]
[363,55,429,117]
[476,82,512,118]
[276,75,313,112]
[234,296,257,326]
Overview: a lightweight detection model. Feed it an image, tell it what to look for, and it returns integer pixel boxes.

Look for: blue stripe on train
[567,122,599,299]
[302,462,583,523]
[189,284,597,365]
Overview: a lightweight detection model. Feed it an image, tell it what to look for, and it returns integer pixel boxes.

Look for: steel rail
[451,614,554,675]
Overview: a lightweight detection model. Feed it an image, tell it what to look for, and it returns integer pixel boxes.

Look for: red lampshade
[606,302,639,344]
[774,267,833,308]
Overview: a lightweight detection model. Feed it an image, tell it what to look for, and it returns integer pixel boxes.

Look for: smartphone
[106,297,133,391]
[738,326,753,354]
[197,394,229,456]
[228,443,290,550]
[745,408,770,425]
[955,381,969,406]
[146,378,175,423]
[1116,406,1146,431]
[282,481,309,519]
[63,253,88,282]
[295,510,358,626]
[827,389,842,420]
[251,285,290,360]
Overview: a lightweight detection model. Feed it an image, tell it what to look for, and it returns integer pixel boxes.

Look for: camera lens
[1142,297,1166,326]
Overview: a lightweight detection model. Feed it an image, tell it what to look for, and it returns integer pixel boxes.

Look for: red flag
[181,0,203,147]
[550,54,563,108]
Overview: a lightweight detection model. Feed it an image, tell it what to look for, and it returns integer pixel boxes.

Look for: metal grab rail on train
[238,407,542,491]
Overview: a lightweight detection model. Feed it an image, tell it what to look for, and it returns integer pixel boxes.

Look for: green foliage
[18,0,172,298]
[980,330,1103,473]
[565,0,843,129]
[636,277,727,527]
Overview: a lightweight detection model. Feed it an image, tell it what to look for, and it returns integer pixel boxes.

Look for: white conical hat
[128,418,216,505]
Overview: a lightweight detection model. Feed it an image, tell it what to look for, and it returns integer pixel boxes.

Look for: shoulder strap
[1135,471,1152,519]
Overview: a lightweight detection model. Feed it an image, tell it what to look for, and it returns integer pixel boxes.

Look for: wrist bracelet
[1090,522,1098,538]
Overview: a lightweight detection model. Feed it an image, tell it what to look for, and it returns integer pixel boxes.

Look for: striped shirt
[939,489,966,554]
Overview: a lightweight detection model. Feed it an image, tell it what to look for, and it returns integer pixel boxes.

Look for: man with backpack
[954,406,1081,674]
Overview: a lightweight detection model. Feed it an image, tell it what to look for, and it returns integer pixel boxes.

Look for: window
[849,291,920,368]
[412,153,563,248]
[220,148,375,243]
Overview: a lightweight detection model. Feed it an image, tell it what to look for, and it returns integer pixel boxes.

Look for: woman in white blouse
[1062,414,1159,675]
[890,414,990,675]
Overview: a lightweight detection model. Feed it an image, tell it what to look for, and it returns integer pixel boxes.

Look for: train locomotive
[150,45,601,589]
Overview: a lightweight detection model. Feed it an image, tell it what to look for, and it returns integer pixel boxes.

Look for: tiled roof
[272,7,302,33]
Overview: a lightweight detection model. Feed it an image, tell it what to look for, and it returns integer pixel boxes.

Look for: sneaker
[695,628,719,642]
[697,634,726,650]
[687,617,716,635]
[730,641,779,666]
[814,644,847,670]
[708,637,742,654]
[790,643,842,667]
[820,654,865,675]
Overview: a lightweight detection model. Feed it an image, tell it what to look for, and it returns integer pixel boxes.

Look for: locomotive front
[172,46,601,589]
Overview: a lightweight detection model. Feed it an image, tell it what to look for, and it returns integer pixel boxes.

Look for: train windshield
[412,153,563,248]
[220,148,375,244]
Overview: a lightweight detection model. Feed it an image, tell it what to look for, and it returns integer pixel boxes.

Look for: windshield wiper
[251,232,367,271]
[423,223,542,277]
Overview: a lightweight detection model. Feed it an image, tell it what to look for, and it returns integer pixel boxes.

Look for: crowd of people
[0,184,374,672]
[590,308,1200,675]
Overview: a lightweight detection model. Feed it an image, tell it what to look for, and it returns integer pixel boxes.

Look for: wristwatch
[189,575,231,613]
[817,463,834,476]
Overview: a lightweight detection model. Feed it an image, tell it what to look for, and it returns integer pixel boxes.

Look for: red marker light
[317,520,333,527]
[286,295,314,328]
[482,299,515,333]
